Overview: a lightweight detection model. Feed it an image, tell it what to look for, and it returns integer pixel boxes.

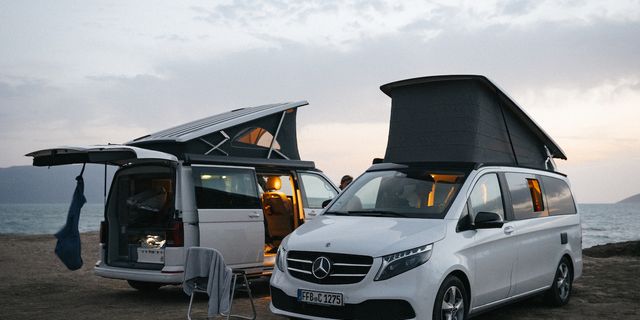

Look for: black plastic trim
[271,286,416,320]
[184,154,317,170]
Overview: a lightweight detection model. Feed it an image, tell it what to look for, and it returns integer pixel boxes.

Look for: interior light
[201,174,213,180]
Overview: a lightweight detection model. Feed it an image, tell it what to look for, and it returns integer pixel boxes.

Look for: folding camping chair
[184,247,256,320]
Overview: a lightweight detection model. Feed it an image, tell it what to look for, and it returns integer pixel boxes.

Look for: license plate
[297,289,344,306]
[137,248,164,264]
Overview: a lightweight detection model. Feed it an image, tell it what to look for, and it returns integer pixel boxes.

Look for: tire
[545,257,573,306]
[433,275,468,320]
[127,280,163,291]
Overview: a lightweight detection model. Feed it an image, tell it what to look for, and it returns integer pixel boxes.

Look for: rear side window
[541,176,577,215]
[527,178,545,212]
[505,173,548,220]
[191,166,261,209]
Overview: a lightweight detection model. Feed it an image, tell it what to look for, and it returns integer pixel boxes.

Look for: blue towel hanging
[54,163,87,270]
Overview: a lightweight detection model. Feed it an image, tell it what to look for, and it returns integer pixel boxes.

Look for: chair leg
[187,289,196,320]
[225,274,238,320]
[243,273,257,320]
[224,273,256,320]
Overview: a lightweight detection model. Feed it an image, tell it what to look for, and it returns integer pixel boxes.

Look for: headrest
[266,176,282,191]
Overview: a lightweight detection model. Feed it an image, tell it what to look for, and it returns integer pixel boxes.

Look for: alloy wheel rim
[557,262,571,301]
[441,285,464,320]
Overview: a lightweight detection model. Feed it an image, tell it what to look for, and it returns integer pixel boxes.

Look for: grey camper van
[27,102,339,290]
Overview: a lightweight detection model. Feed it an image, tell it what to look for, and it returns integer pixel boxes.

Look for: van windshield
[326,168,466,219]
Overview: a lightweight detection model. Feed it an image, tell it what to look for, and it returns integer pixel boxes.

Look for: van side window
[505,173,549,220]
[191,167,261,209]
[299,173,338,209]
[527,178,544,212]
[541,176,577,215]
[468,174,504,221]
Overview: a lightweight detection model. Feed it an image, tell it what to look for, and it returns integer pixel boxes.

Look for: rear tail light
[167,220,184,247]
[99,221,108,244]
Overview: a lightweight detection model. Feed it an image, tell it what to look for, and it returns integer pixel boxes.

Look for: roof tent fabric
[380,75,566,169]
[128,103,304,160]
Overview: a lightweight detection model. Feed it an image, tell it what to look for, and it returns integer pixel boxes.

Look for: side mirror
[321,199,332,208]
[473,211,504,229]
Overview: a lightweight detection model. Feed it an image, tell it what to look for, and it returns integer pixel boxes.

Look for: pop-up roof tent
[27,101,311,167]
[127,101,307,161]
[379,75,566,170]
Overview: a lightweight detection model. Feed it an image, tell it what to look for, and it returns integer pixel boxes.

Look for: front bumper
[269,258,440,320]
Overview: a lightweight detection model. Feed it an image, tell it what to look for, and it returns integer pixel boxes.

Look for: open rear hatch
[26,145,178,167]
[26,145,180,269]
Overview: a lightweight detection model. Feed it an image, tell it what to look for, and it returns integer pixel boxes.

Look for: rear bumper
[94,261,183,284]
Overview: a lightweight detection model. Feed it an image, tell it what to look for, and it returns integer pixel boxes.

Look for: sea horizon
[1,202,638,249]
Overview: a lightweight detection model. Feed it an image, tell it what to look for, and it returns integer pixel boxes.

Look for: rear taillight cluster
[99,221,108,244]
[166,220,184,247]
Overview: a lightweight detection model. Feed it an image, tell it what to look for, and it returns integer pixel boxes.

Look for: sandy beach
[0,232,638,319]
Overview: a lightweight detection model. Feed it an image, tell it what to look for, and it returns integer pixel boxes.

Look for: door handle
[504,226,515,235]
[307,210,318,216]
[248,213,261,218]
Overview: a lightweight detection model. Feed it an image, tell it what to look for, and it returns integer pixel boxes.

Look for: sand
[0,233,638,319]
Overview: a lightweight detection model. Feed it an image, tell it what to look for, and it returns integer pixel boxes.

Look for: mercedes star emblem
[311,256,331,279]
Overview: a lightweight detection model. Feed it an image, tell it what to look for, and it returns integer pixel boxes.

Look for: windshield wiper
[324,211,351,216]
[346,210,407,218]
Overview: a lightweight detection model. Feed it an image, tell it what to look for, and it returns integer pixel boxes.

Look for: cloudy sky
[1,0,639,203]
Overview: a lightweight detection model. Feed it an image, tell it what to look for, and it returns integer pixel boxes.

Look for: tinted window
[299,173,337,209]
[541,176,577,215]
[505,173,548,220]
[192,167,261,209]
[468,174,504,220]
[527,178,545,212]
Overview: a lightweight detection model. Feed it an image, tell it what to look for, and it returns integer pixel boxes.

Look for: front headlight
[374,244,433,281]
[276,247,287,272]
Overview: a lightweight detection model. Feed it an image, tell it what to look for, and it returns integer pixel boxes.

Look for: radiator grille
[286,251,373,285]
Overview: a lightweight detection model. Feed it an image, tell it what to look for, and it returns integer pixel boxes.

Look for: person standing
[339,175,353,190]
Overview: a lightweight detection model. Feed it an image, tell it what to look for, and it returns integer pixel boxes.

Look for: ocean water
[0,203,638,248]
[579,203,640,248]
[0,203,105,235]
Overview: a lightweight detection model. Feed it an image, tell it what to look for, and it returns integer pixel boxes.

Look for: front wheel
[127,280,162,291]
[433,275,468,320]
[545,257,573,306]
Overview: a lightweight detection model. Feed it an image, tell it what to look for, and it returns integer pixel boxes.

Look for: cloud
[1,0,639,202]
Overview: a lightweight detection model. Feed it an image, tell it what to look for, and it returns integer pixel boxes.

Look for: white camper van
[269,76,582,320]
[27,102,339,290]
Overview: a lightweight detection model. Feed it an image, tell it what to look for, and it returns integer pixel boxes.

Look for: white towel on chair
[183,247,232,316]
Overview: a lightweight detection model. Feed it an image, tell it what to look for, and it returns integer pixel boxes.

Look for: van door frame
[256,169,303,229]
[466,171,517,309]
[297,171,339,220]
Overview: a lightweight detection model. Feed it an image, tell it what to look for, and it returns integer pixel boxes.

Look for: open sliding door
[191,165,264,268]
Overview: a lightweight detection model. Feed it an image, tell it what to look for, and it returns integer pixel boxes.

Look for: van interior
[257,173,301,255]
[105,166,303,269]
[105,165,180,269]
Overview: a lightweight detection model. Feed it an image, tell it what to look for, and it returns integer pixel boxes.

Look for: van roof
[128,101,308,161]
[128,101,307,143]
[380,75,566,170]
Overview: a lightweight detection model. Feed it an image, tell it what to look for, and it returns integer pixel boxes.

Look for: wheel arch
[561,253,574,277]
[443,269,471,301]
